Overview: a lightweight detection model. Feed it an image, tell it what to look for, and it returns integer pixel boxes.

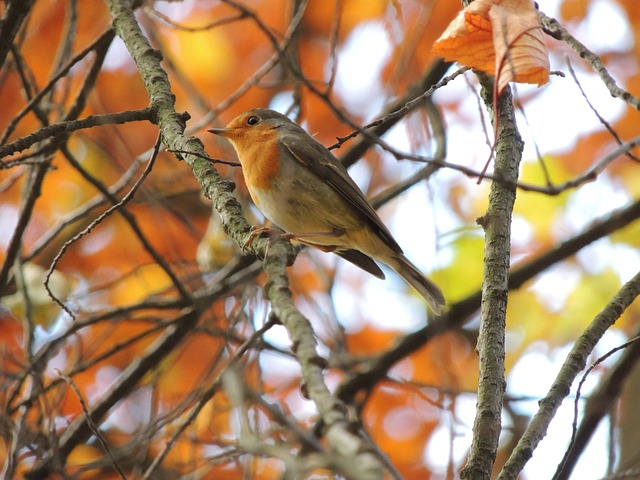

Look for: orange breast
[235,129,281,190]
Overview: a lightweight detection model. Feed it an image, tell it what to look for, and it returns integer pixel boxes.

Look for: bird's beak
[208,127,230,137]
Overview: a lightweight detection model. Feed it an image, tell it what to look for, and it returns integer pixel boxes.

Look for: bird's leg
[283,228,346,251]
[243,225,285,250]
[244,227,346,251]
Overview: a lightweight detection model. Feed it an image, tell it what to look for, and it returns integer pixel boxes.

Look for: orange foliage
[346,325,397,356]
[408,332,478,390]
[0,313,24,374]
[560,0,589,20]
[382,1,460,88]
[366,384,438,474]
[303,0,387,39]
[433,0,550,94]
[156,333,226,397]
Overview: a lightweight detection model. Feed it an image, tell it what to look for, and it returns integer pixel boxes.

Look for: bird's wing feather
[334,249,385,279]
[279,130,403,254]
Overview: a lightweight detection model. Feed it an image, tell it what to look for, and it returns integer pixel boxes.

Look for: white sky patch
[530,264,582,311]
[332,260,429,332]
[514,73,628,158]
[511,214,535,250]
[382,188,440,273]
[561,176,629,235]
[0,205,18,250]
[334,22,392,116]
[424,394,477,475]
[152,0,196,20]
[582,0,633,53]
[609,244,640,283]
[269,91,296,114]
[103,35,136,71]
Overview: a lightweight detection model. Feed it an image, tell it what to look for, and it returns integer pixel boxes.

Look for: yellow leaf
[434,233,484,303]
[111,264,172,305]
[563,268,621,331]
[512,159,573,250]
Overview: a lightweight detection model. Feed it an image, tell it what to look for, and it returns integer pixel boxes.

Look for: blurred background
[1,0,639,478]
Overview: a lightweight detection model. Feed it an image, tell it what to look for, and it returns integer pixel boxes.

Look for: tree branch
[0,0,36,68]
[263,238,384,480]
[24,308,201,479]
[336,197,640,403]
[461,78,524,480]
[540,11,640,111]
[0,109,154,161]
[497,270,640,480]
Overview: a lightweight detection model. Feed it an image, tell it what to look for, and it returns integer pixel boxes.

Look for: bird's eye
[247,115,260,126]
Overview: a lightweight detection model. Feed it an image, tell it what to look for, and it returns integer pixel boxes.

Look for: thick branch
[553,330,640,479]
[461,81,523,479]
[104,0,257,253]
[97,2,380,479]
[264,239,384,480]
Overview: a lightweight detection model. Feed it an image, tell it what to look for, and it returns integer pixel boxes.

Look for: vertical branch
[461,78,524,480]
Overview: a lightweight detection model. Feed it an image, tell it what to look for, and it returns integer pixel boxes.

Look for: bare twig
[1,30,116,145]
[0,109,154,161]
[497,270,640,480]
[24,308,202,479]
[565,58,639,162]
[263,237,384,480]
[553,334,640,480]
[58,372,128,480]
[540,11,640,111]
[0,0,36,70]
[142,317,278,479]
[0,161,50,293]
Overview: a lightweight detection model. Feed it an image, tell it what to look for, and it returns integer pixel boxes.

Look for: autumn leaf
[433,0,550,95]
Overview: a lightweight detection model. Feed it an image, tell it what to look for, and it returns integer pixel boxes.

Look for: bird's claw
[242,226,289,251]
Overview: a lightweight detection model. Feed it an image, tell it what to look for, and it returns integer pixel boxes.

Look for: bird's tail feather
[387,254,445,314]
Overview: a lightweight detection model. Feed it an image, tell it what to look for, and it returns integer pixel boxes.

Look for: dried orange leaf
[433,0,550,94]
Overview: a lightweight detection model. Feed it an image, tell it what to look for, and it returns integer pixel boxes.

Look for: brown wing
[278,128,403,255]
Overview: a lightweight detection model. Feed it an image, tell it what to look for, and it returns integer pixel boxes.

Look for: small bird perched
[209,108,445,313]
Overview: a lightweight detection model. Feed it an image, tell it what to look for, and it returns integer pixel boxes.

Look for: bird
[208,108,445,313]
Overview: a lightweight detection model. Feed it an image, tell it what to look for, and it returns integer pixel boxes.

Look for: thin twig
[555,336,640,479]
[58,372,128,480]
[1,30,116,145]
[540,11,640,111]
[565,58,639,162]
[0,109,154,161]
[496,271,640,480]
